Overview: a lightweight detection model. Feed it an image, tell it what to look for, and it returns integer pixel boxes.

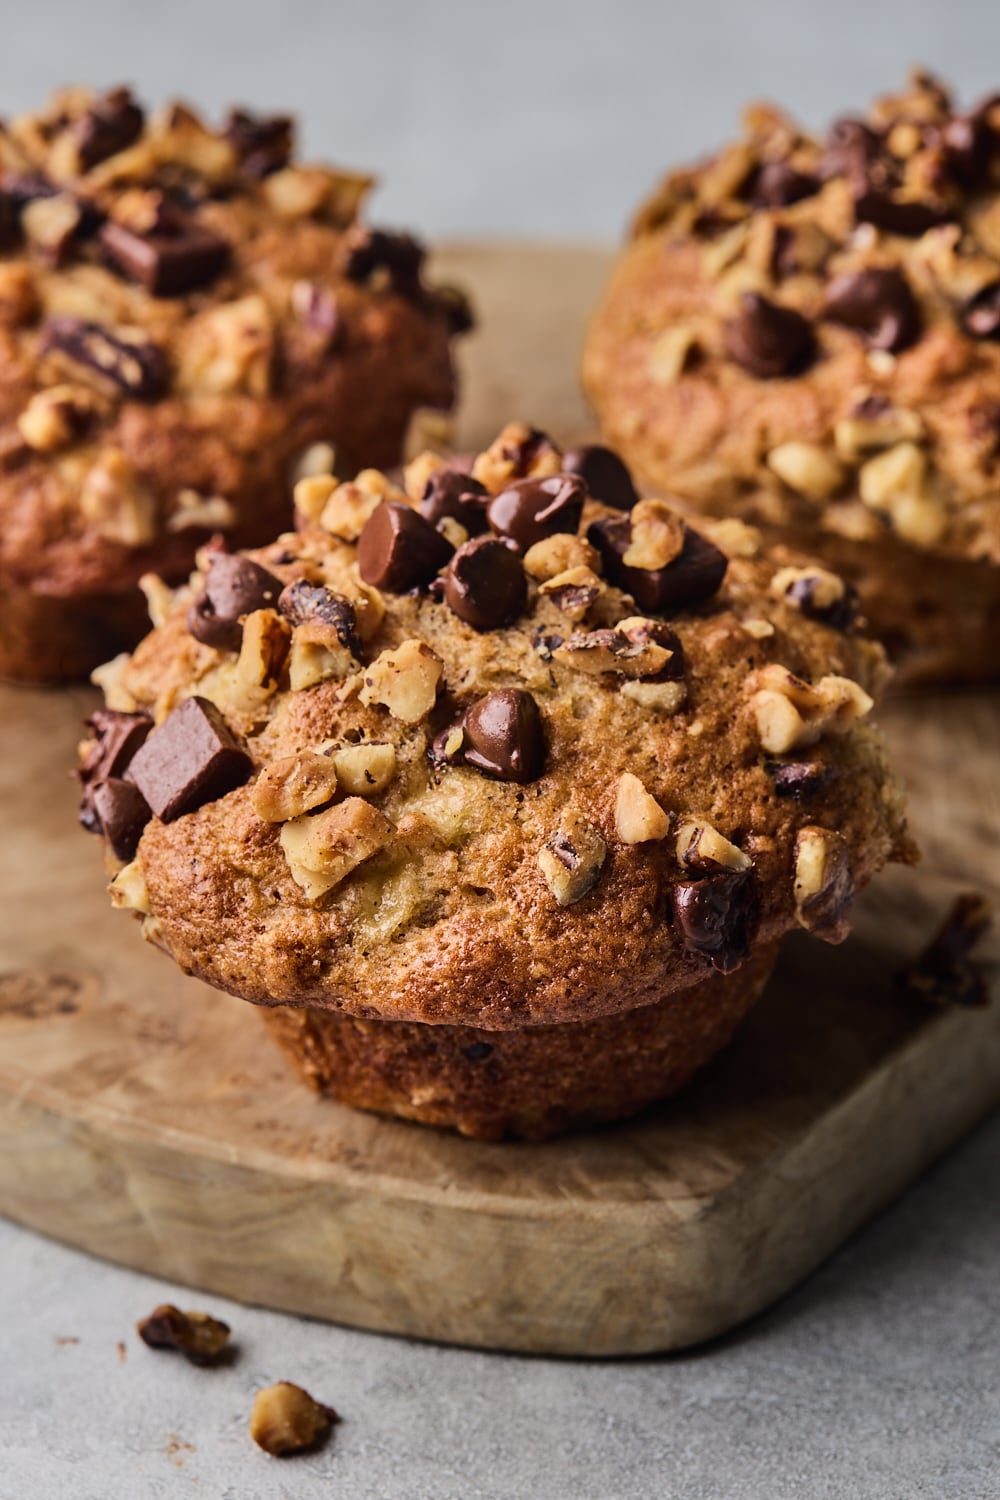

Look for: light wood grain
[0,244,997,1356]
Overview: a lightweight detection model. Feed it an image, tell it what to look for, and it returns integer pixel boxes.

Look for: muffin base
[261,943,780,1141]
[0,581,151,685]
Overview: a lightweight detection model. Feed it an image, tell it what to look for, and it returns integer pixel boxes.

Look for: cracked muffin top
[584,71,1000,567]
[0,85,466,598]
[80,424,914,1029]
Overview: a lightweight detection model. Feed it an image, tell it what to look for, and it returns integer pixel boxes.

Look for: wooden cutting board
[0,245,998,1358]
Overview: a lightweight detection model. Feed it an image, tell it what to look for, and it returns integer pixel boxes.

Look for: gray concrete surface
[2,4,1000,1496]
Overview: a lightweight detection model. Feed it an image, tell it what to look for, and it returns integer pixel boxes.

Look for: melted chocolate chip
[487,474,585,550]
[822,267,920,353]
[357,501,454,593]
[561,444,639,511]
[962,282,1000,340]
[460,688,546,782]
[75,87,145,171]
[91,777,152,861]
[187,553,283,651]
[277,580,361,655]
[126,696,252,823]
[444,536,527,630]
[78,708,153,833]
[225,108,294,178]
[751,161,820,207]
[587,515,727,615]
[725,292,815,379]
[100,210,229,297]
[420,469,490,535]
[340,228,425,294]
[765,757,836,799]
[672,868,756,974]
[42,316,168,400]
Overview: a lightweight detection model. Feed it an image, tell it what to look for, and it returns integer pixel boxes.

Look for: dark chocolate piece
[460,688,546,783]
[340,227,425,294]
[751,161,819,208]
[443,536,527,630]
[126,696,252,822]
[42,316,168,400]
[75,87,145,171]
[765,758,836,800]
[100,214,230,297]
[91,777,152,862]
[724,292,815,379]
[671,868,757,974]
[224,108,294,178]
[487,474,585,550]
[419,469,490,535]
[77,708,154,833]
[561,443,639,511]
[187,553,283,652]
[357,501,454,593]
[587,515,727,615]
[823,267,921,353]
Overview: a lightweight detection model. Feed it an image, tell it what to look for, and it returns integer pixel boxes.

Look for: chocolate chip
[784,575,859,632]
[357,501,454,593]
[340,228,425,295]
[225,108,294,178]
[853,191,946,237]
[561,444,639,511]
[126,696,252,822]
[751,161,819,207]
[460,688,546,782]
[765,757,836,799]
[487,474,585,550]
[91,777,152,861]
[821,116,949,235]
[277,580,361,655]
[587,515,727,615]
[443,536,527,630]
[962,282,1000,340]
[822,267,920,353]
[671,868,757,973]
[187,553,283,651]
[419,469,490,535]
[100,211,229,297]
[725,292,815,379]
[74,87,144,171]
[463,1040,494,1061]
[42,316,168,400]
[78,708,153,833]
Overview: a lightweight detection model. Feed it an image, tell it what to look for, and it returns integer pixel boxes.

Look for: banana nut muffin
[0,85,467,682]
[78,424,914,1139]
[584,72,1000,685]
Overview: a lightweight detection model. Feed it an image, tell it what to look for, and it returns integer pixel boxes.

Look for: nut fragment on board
[137,1304,231,1365]
[249,1381,339,1457]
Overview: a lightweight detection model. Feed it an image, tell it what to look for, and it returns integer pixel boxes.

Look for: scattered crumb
[249,1381,339,1457]
[53,1336,80,1346]
[898,892,994,1008]
[116,1340,127,1364]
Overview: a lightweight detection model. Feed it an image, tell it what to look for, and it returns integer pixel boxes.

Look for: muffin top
[80,425,913,1029]
[0,86,465,596]
[584,72,1000,565]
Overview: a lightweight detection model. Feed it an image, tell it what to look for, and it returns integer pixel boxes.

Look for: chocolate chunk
[225,108,293,178]
[751,161,819,207]
[340,228,425,294]
[853,191,946,237]
[78,708,153,833]
[725,292,815,379]
[74,87,144,171]
[784,574,859,632]
[897,892,993,1009]
[277,579,361,655]
[561,444,639,511]
[962,282,1000,340]
[487,474,585,550]
[126,696,252,822]
[821,116,949,235]
[100,211,229,297]
[671,868,756,973]
[460,688,546,782]
[941,95,1000,188]
[463,1040,494,1061]
[821,117,883,183]
[419,469,490,535]
[766,757,836,799]
[42,316,168,400]
[91,777,152,861]
[822,267,920,353]
[444,536,527,629]
[587,515,727,615]
[357,501,454,593]
[187,552,283,651]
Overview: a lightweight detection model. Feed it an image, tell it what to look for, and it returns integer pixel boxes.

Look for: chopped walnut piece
[615,773,671,844]
[622,499,686,569]
[177,294,273,397]
[249,1381,338,1458]
[18,383,102,451]
[91,652,139,711]
[748,664,873,754]
[137,1305,230,1365]
[553,618,679,679]
[620,679,688,714]
[404,448,445,502]
[287,620,358,692]
[235,609,291,699]
[109,858,149,913]
[539,565,605,621]
[699,517,761,559]
[793,825,855,942]
[293,442,337,482]
[403,407,454,462]
[742,617,775,639]
[471,421,561,493]
[251,751,339,823]
[436,515,469,549]
[338,575,385,643]
[0,263,39,326]
[647,326,698,385]
[280,797,392,900]
[359,639,443,723]
[293,472,337,525]
[319,470,407,541]
[138,572,175,628]
[766,442,844,502]
[167,489,237,532]
[915,224,1000,305]
[79,448,155,545]
[523,533,600,581]
[834,404,925,461]
[332,742,397,796]
[538,811,607,906]
[857,441,947,545]
[676,818,751,872]
[770,564,849,616]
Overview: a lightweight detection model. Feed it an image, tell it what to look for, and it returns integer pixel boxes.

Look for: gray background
[2,3,1000,1497]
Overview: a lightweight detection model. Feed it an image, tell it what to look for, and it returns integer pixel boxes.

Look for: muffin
[79,424,914,1139]
[0,85,467,682]
[584,72,1000,685]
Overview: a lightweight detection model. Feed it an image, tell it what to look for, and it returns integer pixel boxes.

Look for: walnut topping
[177,294,273,397]
[359,639,443,723]
[235,608,291,697]
[293,442,337,483]
[622,499,686,569]
[137,1305,230,1365]
[337,574,385,643]
[915,223,1000,304]
[538,811,607,906]
[22,192,81,264]
[793,825,855,942]
[18,383,102,451]
[331,742,397,796]
[857,442,948,545]
[742,617,775,639]
[748,664,873,753]
[280,797,392,900]
[403,448,446,503]
[138,572,175,628]
[834,403,925,461]
[251,750,339,823]
[523,533,600,581]
[538,565,605,620]
[79,448,155,545]
[109,857,149,913]
[435,514,469,549]
[615,773,671,844]
[620,679,688,714]
[471,421,561,493]
[318,470,407,541]
[699,517,761,559]
[166,489,237,532]
[675,818,751,872]
[770,564,848,615]
[293,472,337,525]
[249,1381,338,1458]
[553,618,680,679]
[403,407,454,462]
[287,621,358,692]
[766,442,844,501]
[647,326,698,385]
